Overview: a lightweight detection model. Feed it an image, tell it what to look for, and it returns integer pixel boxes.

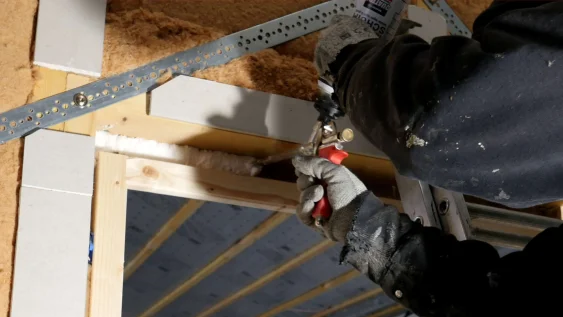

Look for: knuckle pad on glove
[296,185,324,227]
[297,175,315,191]
[292,156,308,173]
[308,158,338,180]
[293,156,328,177]
[300,185,324,203]
[296,202,315,226]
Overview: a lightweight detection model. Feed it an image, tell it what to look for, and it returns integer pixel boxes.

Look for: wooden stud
[64,74,95,135]
[471,217,543,250]
[70,92,397,186]
[366,304,405,317]
[85,265,92,316]
[471,218,542,240]
[138,212,292,317]
[89,152,128,317]
[416,0,430,10]
[258,270,361,317]
[311,288,384,317]
[126,158,402,213]
[70,92,299,154]
[196,239,335,317]
[124,199,205,280]
[126,158,300,212]
[30,67,67,131]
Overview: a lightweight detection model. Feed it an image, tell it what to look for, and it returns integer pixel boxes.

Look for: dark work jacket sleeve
[342,193,563,316]
[333,1,563,209]
[332,2,563,316]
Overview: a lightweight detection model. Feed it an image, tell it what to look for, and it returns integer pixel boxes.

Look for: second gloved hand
[292,155,368,242]
[315,15,422,84]
[314,15,377,84]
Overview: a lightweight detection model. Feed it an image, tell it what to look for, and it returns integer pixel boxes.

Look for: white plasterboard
[149,76,386,158]
[33,0,107,77]
[11,187,92,317]
[22,129,95,195]
[12,129,95,317]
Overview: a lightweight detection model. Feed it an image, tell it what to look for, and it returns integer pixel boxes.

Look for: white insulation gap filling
[95,131,261,176]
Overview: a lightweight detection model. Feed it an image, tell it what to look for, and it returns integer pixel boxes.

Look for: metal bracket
[395,172,472,241]
[430,187,472,240]
[423,0,471,37]
[395,172,563,248]
[395,173,440,228]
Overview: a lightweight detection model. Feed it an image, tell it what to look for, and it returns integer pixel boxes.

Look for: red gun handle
[311,146,349,221]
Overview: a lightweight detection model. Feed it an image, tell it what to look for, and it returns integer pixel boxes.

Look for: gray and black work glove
[315,15,378,84]
[292,156,368,242]
[315,15,421,84]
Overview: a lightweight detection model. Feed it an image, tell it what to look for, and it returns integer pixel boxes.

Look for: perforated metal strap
[423,0,471,37]
[0,0,356,144]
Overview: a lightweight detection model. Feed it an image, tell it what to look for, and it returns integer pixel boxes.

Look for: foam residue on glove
[95,131,262,176]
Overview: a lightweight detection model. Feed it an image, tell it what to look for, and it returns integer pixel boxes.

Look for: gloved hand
[292,155,368,242]
[314,15,378,84]
[315,15,421,84]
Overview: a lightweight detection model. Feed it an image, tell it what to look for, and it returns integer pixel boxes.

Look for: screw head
[414,217,424,225]
[395,289,403,298]
[73,93,88,108]
[439,199,450,215]
[322,125,334,135]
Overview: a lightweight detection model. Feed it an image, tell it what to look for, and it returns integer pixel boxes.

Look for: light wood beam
[30,67,67,131]
[312,288,384,317]
[258,270,361,317]
[416,0,430,10]
[125,158,402,213]
[138,212,291,317]
[64,92,397,186]
[197,239,335,317]
[89,152,128,317]
[64,74,95,134]
[126,158,300,212]
[367,304,405,317]
[124,199,205,280]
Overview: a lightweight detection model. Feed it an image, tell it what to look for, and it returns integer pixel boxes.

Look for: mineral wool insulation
[102,5,320,101]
